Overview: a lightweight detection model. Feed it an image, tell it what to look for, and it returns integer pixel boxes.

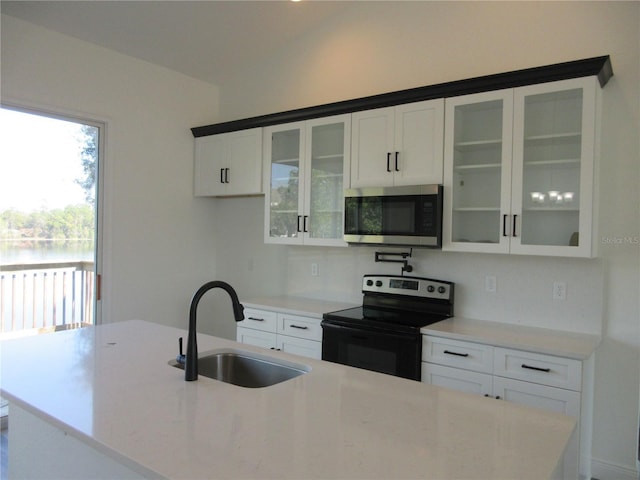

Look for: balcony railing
[0,261,94,338]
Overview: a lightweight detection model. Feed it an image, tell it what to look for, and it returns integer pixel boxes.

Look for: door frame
[0,101,106,325]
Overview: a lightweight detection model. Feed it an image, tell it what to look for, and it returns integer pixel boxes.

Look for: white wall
[215,2,640,477]
[1,15,221,330]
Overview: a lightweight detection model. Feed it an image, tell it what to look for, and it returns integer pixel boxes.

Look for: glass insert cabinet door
[264,114,351,246]
[304,118,350,245]
[443,89,514,254]
[265,127,302,241]
[510,78,597,256]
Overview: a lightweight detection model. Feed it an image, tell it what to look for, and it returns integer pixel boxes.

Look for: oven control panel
[362,275,453,300]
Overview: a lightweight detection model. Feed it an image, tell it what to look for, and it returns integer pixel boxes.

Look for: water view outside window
[0,108,98,335]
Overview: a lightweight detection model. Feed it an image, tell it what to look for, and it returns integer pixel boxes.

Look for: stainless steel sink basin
[170,348,310,388]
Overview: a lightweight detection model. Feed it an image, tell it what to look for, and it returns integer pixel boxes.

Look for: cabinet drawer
[422,336,494,374]
[493,347,582,391]
[238,308,277,333]
[278,314,322,341]
[422,363,493,396]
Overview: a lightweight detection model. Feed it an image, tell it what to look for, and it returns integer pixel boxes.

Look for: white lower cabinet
[493,376,581,417]
[422,363,493,396]
[277,334,322,359]
[422,335,588,479]
[236,327,276,351]
[237,308,322,360]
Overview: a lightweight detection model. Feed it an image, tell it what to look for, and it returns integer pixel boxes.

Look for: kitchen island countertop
[1,320,576,479]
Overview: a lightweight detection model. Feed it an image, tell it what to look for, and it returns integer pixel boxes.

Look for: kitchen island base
[8,404,150,479]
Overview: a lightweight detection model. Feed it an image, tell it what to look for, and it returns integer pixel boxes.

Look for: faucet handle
[176,337,186,365]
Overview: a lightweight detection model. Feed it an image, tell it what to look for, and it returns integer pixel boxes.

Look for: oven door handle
[321,321,417,340]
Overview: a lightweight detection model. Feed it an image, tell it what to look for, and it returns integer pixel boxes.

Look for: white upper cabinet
[194,127,262,196]
[443,77,600,257]
[511,78,597,256]
[443,90,514,254]
[351,99,444,187]
[263,114,351,246]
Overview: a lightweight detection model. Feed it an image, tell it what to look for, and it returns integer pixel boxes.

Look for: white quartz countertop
[422,317,600,360]
[1,320,576,479]
[242,295,357,318]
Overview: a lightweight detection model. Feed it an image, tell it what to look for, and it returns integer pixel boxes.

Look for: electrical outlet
[553,281,567,300]
[311,263,319,277]
[485,276,497,293]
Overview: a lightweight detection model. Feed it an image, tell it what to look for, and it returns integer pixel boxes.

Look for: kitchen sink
[169,348,310,388]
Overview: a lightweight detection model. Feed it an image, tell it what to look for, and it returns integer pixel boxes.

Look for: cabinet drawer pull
[289,324,308,330]
[443,350,469,357]
[521,363,551,373]
[248,316,265,322]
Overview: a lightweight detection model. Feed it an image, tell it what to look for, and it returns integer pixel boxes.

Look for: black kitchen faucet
[184,281,245,381]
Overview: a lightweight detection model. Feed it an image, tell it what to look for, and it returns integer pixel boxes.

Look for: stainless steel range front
[321,275,454,381]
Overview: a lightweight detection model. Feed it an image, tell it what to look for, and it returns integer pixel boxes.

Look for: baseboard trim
[591,457,638,480]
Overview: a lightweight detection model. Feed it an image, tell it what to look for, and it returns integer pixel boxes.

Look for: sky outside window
[0,108,88,212]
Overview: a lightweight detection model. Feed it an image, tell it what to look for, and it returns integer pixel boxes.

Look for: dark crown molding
[192,55,612,138]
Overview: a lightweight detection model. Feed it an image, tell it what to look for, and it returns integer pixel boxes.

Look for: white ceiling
[1,0,352,85]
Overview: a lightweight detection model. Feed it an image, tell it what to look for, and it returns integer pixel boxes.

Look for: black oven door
[320,321,421,380]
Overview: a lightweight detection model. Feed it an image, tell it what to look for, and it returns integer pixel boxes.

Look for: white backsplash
[284,244,604,335]
[211,196,603,337]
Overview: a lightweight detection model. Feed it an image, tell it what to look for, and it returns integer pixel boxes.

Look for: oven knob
[438,286,447,294]
[366,279,374,287]
[427,285,435,293]
[375,280,383,287]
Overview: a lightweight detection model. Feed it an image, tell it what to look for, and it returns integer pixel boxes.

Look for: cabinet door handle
[502,214,509,237]
[512,214,518,237]
[220,168,225,184]
[521,363,551,373]
[224,168,230,184]
[248,316,265,322]
[386,152,392,172]
[395,152,400,171]
[289,324,308,330]
[303,215,309,233]
[297,215,303,233]
[443,350,469,357]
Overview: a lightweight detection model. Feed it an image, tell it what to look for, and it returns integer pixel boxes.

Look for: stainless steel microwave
[343,184,443,247]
